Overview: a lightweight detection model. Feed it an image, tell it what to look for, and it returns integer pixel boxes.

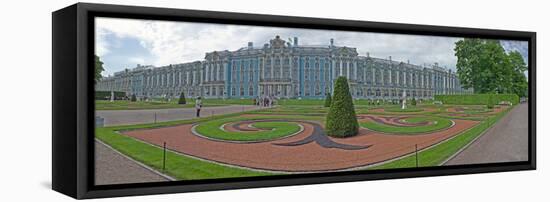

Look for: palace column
[332,59,336,80]
[280,56,283,79]
[354,61,358,80]
[270,56,274,79]
[347,60,351,79]
[339,59,343,77]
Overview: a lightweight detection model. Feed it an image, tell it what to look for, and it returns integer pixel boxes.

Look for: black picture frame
[52,3,536,199]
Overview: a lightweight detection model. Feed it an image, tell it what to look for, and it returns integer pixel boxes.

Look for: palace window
[324,63,329,81]
[315,62,319,80]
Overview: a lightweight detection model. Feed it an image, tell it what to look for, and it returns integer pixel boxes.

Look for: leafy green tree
[325,77,359,137]
[508,51,528,97]
[178,92,187,104]
[94,55,104,84]
[454,39,528,96]
[324,93,332,107]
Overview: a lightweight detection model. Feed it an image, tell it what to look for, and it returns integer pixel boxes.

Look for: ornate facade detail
[96,36,472,100]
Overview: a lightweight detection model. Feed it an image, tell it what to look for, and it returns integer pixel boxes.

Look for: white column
[381,69,384,85]
[389,69,392,85]
[205,64,210,82]
[280,56,283,79]
[289,57,293,80]
[354,61,358,80]
[339,60,343,77]
[396,71,400,85]
[372,68,375,84]
[363,64,367,82]
[332,59,336,80]
[270,56,274,79]
[346,61,350,79]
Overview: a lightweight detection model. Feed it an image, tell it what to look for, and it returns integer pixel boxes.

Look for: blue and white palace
[96,36,472,100]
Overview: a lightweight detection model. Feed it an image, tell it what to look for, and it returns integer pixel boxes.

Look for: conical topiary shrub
[178,92,186,105]
[325,76,359,137]
[130,94,137,102]
[324,92,332,107]
[411,97,417,106]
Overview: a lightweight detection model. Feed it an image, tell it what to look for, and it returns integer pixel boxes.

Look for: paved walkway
[95,105,266,185]
[445,103,529,165]
[95,140,169,185]
[96,105,263,126]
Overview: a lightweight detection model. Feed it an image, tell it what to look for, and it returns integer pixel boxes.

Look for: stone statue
[401,90,407,109]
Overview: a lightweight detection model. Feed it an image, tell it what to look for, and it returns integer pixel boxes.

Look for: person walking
[195,96,202,117]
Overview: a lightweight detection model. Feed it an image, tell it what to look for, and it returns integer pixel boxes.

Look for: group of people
[196,96,277,118]
[254,96,275,107]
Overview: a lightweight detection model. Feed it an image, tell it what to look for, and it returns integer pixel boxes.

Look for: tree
[325,77,359,137]
[508,51,528,97]
[324,93,332,107]
[454,39,528,96]
[178,92,187,104]
[130,94,137,102]
[411,97,417,106]
[94,55,105,84]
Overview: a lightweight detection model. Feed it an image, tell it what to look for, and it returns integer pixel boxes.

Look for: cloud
[95,17,524,75]
[501,40,529,64]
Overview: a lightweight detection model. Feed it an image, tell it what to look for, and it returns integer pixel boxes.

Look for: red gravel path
[123,116,478,172]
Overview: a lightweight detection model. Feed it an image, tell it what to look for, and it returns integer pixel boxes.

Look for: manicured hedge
[95,91,126,100]
[434,94,519,105]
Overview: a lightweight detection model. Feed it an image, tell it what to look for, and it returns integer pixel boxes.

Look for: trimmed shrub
[325,77,359,137]
[411,97,417,106]
[324,93,332,107]
[130,94,137,102]
[434,94,519,105]
[95,91,126,100]
[487,94,494,109]
[178,92,187,105]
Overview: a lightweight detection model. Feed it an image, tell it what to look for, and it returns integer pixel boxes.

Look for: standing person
[195,96,202,117]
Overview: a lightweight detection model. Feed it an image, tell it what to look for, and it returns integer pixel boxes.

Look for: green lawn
[94,112,287,179]
[95,98,514,178]
[194,117,302,142]
[96,126,273,180]
[384,107,424,113]
[368,106,511,169]
[360,116,453,134]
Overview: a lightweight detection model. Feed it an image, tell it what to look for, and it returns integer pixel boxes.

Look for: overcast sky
[95,17,528,77]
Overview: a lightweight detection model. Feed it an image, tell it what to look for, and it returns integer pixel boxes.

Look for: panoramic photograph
[93,17,529,185]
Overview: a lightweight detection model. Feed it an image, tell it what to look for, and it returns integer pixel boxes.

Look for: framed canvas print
[52,3,536,199]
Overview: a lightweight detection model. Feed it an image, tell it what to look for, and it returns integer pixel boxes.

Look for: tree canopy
[454,39,528,97]
[95,55,105,84]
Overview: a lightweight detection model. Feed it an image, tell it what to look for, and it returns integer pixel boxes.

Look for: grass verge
[368,106,512,169]
[360,116,453,134]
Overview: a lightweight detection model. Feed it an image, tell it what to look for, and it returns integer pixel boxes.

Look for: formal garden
[94,76,520,180]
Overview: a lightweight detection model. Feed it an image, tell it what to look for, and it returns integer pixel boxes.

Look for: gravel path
[445,103,529,165]
[95,140,170,185]
[96,105,263,126]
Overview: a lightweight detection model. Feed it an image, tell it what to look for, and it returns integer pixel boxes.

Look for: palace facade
[96,36,472,100]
